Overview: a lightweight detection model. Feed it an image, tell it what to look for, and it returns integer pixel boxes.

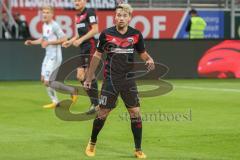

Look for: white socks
[46,87,59,104]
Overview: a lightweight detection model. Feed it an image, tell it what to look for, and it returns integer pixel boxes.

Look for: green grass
[0,79,240,160]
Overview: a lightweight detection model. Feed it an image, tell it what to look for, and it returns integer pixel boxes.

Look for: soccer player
[83,3,155,159]
[62,0,99,110]
[25,6,67,109]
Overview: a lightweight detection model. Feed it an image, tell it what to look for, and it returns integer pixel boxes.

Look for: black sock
[91,118,106,143]
[80,79,99,106]
[131,117,142,150]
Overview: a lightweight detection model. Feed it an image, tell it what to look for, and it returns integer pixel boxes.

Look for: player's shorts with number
[99,80,140,109]
[41,52,62,81]
[78,41,96,68]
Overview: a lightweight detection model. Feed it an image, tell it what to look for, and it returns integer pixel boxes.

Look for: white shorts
[41,55,62,81]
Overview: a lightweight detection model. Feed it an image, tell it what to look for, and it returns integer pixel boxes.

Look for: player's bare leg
[42,79,59,109]
[128,107,146,159]
[49,81,78,103]
[85,108,111,157]
[77,67,99,111]
[41,76,44,83]
[77,67,85,82]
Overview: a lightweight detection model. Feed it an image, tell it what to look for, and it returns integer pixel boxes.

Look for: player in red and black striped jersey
[97,26,146,82]
[84,3,155,159]
[62,0,99,110]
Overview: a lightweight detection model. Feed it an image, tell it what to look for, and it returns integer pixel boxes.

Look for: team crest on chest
[127,37,134,44]
[75,13,87,23]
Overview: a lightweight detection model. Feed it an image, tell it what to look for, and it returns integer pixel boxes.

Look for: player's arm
[136,32,155,71]
[62,36,78,48]
[24,38,42,46]
[84,51,102,89]
[84,31,105,89]
[48,36,68,45]
[41,36,67,48]
[73,9,99,47]
[82,23,98,41]
[63,16,82,48]
[139,51,155,71]
[73,24,98,47]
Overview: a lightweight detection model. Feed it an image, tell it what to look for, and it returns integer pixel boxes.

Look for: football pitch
[0,79,239,160]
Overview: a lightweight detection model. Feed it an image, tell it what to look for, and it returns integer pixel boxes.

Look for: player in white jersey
[25,6,67,109]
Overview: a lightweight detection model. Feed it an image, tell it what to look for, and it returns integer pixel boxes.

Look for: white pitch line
[174,86,240,93]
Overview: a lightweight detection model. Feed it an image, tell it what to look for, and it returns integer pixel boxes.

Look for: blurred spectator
[185,9,207,39]
[1,12,13,39]
[12,12,31,39]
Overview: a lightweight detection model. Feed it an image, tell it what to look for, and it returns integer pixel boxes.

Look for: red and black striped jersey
[97,26,146,82]
[75,7,97,49]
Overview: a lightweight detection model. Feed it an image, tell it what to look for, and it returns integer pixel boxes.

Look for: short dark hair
[189,9,197,15]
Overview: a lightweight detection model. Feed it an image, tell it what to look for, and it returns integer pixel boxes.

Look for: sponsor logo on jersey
[76,23,86,28]
[111,48,134,54]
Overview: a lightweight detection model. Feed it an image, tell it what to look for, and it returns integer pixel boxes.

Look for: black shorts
[99,80,140,109]
[79,42,96,68]
[79,53,91,68]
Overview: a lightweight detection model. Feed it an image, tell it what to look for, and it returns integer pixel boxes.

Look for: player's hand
[62,41,72,48]
[83,80,92,89]
[73,39,83,47]
[24,40,32,46]
[41,40,49,48]
[145,58,155,71]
